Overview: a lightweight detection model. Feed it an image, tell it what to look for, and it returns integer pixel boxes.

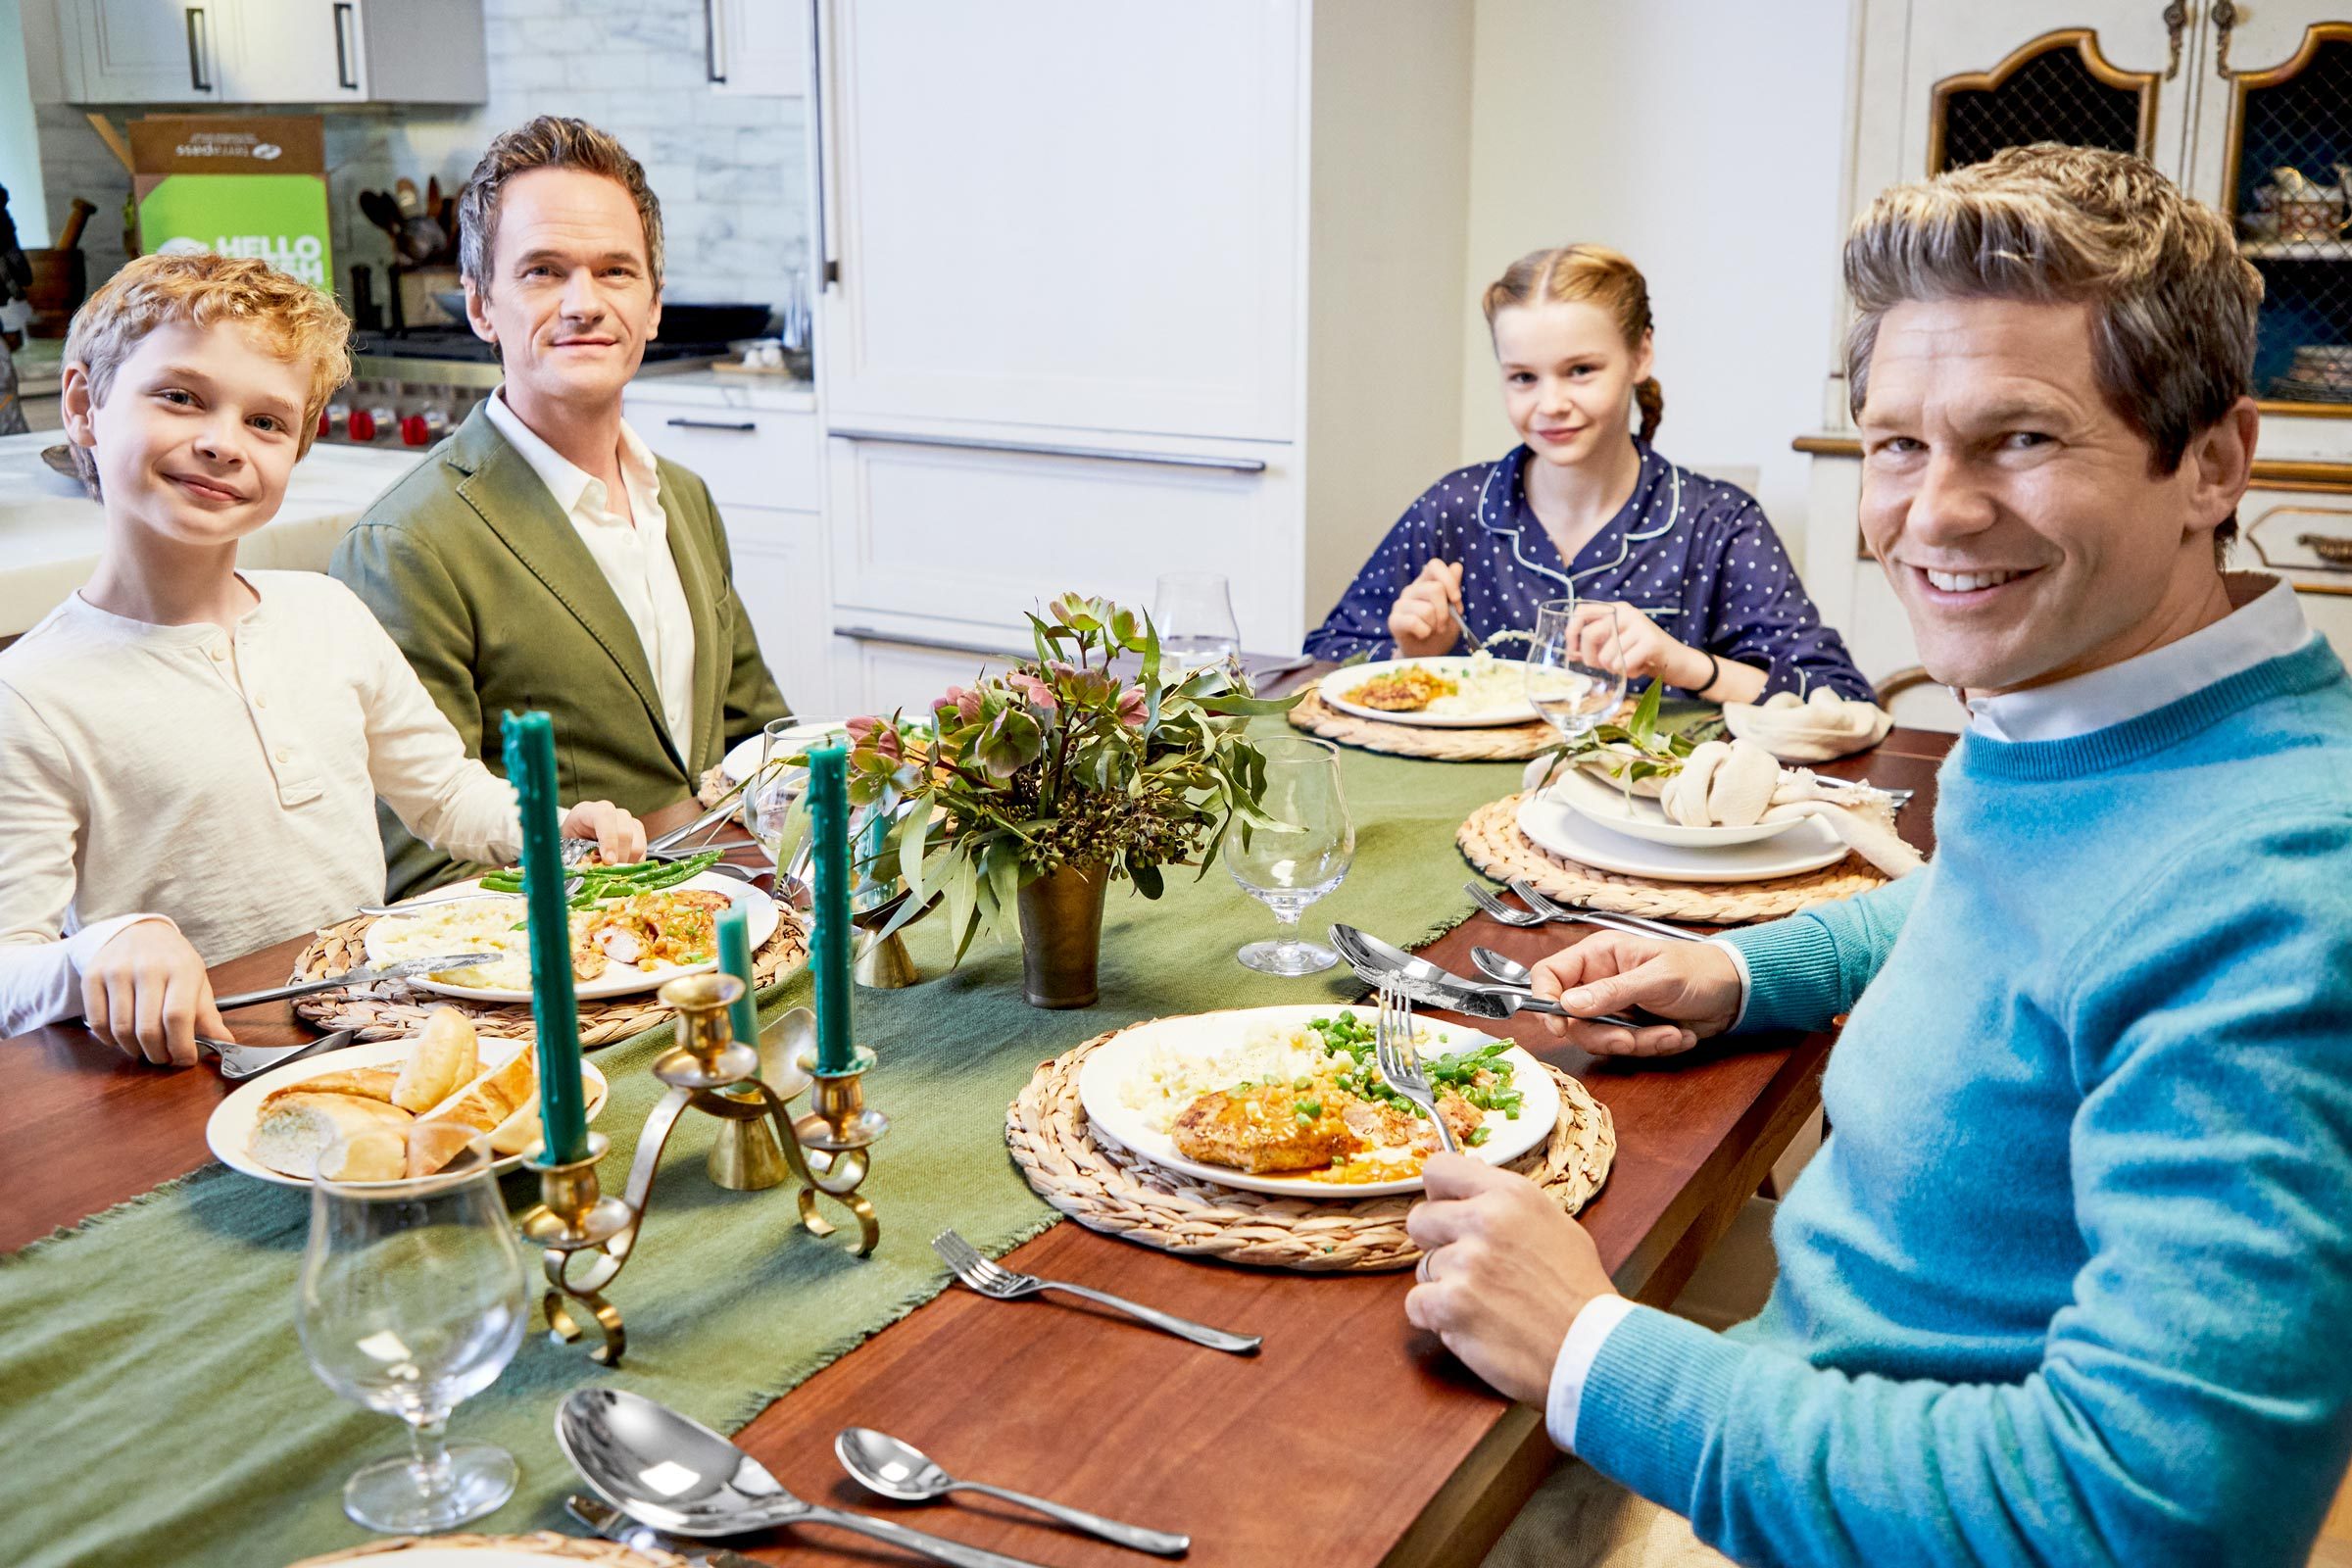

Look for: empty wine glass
[295,1141,529,1534]
[743,715,834,873]
[1225,735,1354,974]
[1152,572,1243,672]
[1526,598,1629,774]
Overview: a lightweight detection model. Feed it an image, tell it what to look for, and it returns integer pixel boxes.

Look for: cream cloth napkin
[1722,687,1894,762]
[1760,773,1923,878]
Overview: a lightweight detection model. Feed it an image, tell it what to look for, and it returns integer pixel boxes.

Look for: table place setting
[0,575,1939,1568]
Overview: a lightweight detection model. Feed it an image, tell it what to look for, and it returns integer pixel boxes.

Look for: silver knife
[212,952,502,1011]
[1329,923,1645,1027]
[566,1494,765,1568]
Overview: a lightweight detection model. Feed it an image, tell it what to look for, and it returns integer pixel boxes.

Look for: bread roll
[250,1093,415,1180]
[486,1069,597,1156]
[393,1006,479,1113]
[409,1049,539,1175]
[270,1066,398,1104]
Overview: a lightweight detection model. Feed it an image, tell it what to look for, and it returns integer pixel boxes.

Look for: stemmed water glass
[1224,735,1355,974]
[1152,572,1243,672]
[295,1140,529,1534]
[743,714,842,875]
[1526,598,1629,781]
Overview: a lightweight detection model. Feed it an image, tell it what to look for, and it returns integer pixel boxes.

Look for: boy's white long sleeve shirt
[0,570,521,1036]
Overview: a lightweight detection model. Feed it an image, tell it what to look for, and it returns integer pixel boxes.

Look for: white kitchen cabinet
[810,0,1476,662]
[51,0,230,102]
[30,0,485,104]
[828,623,1024,719]
[723,505,833,716]
[704,0,805,95]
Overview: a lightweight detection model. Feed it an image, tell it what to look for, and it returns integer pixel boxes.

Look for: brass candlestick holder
[517,972,887,1367]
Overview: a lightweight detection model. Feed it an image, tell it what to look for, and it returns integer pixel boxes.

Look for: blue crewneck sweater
[1575,637,2352,1566]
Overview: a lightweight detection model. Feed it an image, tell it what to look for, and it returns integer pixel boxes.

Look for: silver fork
[930,1230,1260,1354]
[199,1027,360,1080]
[1375,979,1456,1155]
[1507,879,1701,945]
[1464,881,1703,945]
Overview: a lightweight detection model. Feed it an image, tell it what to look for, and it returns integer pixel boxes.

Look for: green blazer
[333,402,790,899]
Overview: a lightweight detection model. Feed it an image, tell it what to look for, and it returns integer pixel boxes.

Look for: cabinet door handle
[835,624,1032,660]
[2161,0,2186,79]
[665,416,759,432]
[830,427,1269,473]
[185,6,212,91]
[2211,0,2238,77]
[333,2,358,89]
[704,0,726,82]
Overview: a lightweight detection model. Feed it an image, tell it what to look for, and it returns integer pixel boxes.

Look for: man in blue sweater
[1411,145,2352,1567]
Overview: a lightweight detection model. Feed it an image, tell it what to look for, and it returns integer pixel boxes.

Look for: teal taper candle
[717,902,758,1051]
[808,737,855,1073]
[501,710,588,1164]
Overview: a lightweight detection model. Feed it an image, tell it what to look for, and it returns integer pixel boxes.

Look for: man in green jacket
[335,117,787,898]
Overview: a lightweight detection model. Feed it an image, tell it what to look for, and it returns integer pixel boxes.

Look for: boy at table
[0,253,645,1066]
[1410,148,2352,1567]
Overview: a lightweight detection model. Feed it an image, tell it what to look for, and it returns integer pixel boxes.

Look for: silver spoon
[556,1389,1049,1568]
[1470,946,1537,988]
[835,1428,1189,1556]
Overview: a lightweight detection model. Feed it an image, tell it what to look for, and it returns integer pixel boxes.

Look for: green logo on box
[137,173,332,289]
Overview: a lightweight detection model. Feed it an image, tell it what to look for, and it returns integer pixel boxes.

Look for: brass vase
[1017,862,1108,1008]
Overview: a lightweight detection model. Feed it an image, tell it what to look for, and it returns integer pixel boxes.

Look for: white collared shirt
[1966,572,2312,741]
[1542,572,2320,1455]
[484,392,698,759]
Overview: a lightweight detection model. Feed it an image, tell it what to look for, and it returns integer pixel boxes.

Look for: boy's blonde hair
[63,252,352,497]
[1483,245,1664,443]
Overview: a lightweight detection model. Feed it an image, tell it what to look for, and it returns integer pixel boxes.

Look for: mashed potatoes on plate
[367,897,569,992]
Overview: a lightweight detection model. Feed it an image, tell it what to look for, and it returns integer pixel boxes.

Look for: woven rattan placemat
[1288,687,1557,761]
[287,1534,684,1566]
[285,909,808,1045]
[1006,1025,1614,1272]
[1458,792,1886,923]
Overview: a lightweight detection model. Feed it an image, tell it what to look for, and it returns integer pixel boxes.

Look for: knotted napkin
[1722,687,1894,762]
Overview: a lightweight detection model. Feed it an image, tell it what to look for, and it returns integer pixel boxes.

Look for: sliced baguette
[393,1006,479,1112]
[408,1049,538,1176]
[266,1066,399,1106]
[250,1092,416,1181]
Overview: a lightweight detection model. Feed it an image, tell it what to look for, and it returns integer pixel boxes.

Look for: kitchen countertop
[621,366,815,413]
[0,431,426,639]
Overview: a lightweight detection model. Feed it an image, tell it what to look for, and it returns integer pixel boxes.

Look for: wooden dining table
[0,702,1955,1568]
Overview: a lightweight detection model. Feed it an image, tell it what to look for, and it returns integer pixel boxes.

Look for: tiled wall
[33,0,808,318]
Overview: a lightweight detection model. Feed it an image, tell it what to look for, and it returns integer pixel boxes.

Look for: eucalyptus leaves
[845,593,1298,962]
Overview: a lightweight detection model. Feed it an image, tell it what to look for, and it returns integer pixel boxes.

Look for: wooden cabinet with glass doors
[1800,2,2352,722]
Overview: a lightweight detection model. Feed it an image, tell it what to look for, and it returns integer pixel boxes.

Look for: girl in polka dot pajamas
[1304,246,1872,703]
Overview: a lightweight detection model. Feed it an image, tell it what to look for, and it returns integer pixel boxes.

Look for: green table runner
[0,743,1530,1568]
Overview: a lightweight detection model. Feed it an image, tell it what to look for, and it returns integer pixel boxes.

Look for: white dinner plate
[1076,1004,1558,1199]
[363,872,779,1004]
[282,1545,663,1567]
[206,1037,609,1190]
[1549,764,1806,849]
[1317,658,1540,728]
[720,717,855,783]
[1517,790,1849,883]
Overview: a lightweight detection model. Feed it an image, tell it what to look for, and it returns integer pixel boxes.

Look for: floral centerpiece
[843,593,1298,1006]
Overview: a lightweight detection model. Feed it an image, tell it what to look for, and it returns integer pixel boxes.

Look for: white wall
[1457,0,1854,569]
[0,0,47,246]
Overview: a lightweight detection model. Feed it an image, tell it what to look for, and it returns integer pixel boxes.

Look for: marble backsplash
[32,0,809,320]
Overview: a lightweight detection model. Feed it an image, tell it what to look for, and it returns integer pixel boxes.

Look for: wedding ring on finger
[1416,1252,1436,1284]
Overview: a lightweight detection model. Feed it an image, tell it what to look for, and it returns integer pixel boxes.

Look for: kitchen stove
[318,329,731,448]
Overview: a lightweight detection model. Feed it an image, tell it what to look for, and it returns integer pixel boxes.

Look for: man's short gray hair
[1844,144,2261,480]
[458,116,664,298]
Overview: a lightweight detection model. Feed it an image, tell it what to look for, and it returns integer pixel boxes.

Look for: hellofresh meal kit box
[130,115,331,288]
